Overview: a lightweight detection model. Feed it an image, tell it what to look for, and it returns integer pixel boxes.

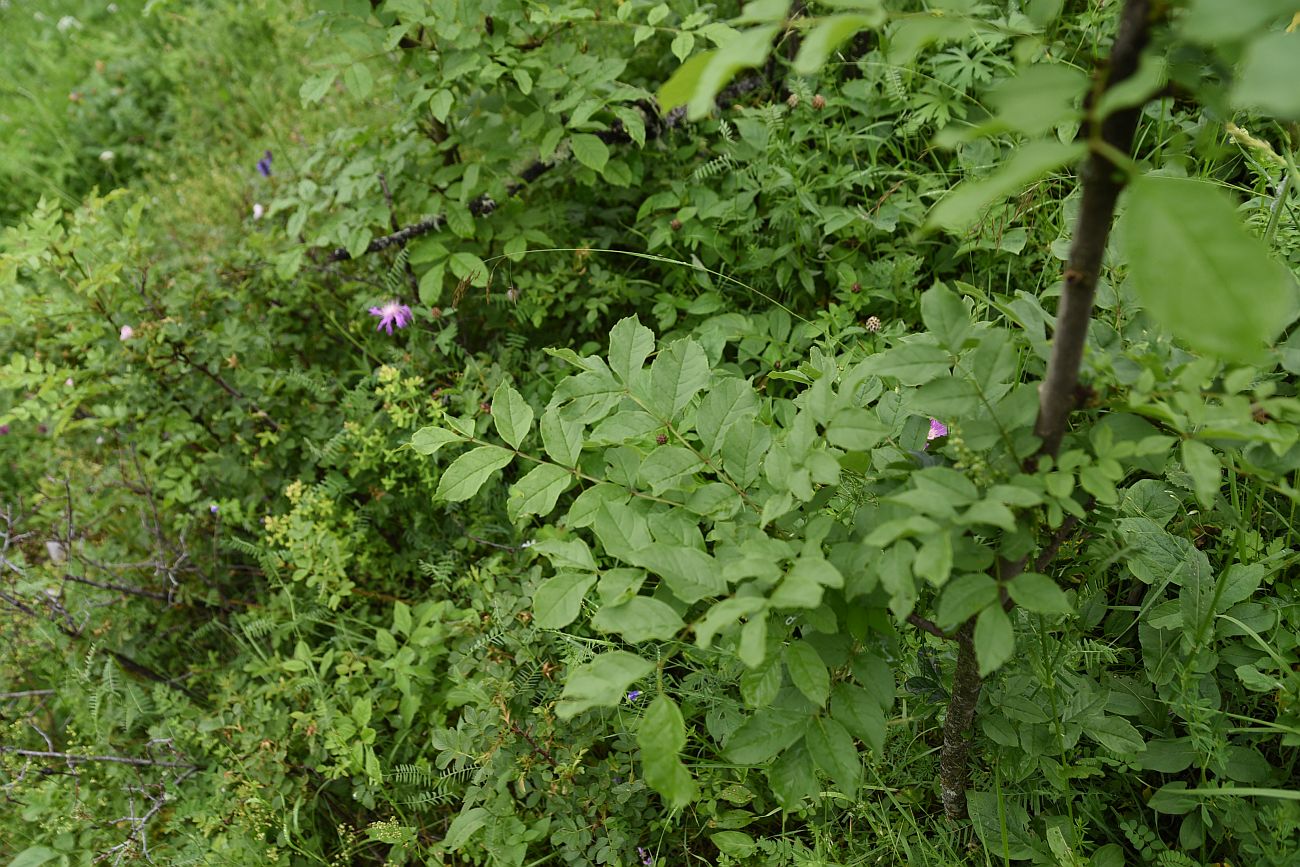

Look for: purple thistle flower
[368,300,413,335]
[637,847,654,866]
[626,690,642,702]
[0,424,9,435]
[256,150,272,178]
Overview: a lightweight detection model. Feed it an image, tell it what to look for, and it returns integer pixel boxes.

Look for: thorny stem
[937,0,1153,821]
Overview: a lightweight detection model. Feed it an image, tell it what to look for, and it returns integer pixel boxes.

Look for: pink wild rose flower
[925,418,948,447]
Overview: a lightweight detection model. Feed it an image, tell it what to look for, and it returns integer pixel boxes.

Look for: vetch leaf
[435,445,514,502]
[1123,175,1299,361]
[533,572,597,629]
[556,651,654,718]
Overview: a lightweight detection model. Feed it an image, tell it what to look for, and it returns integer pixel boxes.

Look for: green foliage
[5,0,1300,865]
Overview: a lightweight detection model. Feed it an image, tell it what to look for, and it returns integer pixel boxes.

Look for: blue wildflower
[256,150,272,177]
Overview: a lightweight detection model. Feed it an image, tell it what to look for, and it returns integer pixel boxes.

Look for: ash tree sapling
[411,0,1300,835]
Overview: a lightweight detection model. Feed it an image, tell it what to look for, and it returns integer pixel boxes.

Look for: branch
[1032,0,1153,462]
[908,613,955,641]
[1,748,196,768]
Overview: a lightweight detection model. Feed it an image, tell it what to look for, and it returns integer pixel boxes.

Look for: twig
[907,613,955,641]
[0,748,196,768]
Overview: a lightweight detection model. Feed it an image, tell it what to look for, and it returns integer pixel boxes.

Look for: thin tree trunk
[938,0,1153,820]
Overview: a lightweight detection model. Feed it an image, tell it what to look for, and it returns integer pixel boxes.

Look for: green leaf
[710,831,757,858]
[806,716,861,799]
[985,64,1086,136]
[591,500,653,563]
[937,574,998,626]
[435,445,514,501]
[593,596,685,642]
[1007,572,1071,615]
[639,696,697,808]
[914,531,953,586]
[443,807,489,850]
[721,418,771,487]
[507,463,573,522]
[766,740,817,808]
[830,683,886,755]
[695,596,767,649]
[864,343,952,385]
[540,406,583,466]
[1181,0,1295,43]
[556,651,654,718]
[533,572,597,629]
[1122,175,1298,361]
[638,446,704,494]
[974,605,1014,676]
[920,283,972,352]
[697,377,759,454]
[410,426,463,456]
[1181,439,1221,508]
[926,140,1085,233]
[648,338,709,418]
[1084,714,1146,756]
[687,25,780,119]
[492,381,533,449]
[726,707,809,763]
[571,134,610,172]
[608,316,655,386]
[7,847,60,867]
[343,62,374,100]
[826,407,887,450]
[672,30,696,62]
[448,251,488,286]
[428,88,454,122]
[658,50,715,112]
[632,544,727,603]
[299,71,337,104]
[739,654,782,706]
[793,13,884,76]
[784,640,830,707]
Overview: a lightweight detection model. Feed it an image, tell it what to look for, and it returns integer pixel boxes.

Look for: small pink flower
[64,377,74,387]
[368,300,413,335]
[926,419,948,443]
[119,325,134,340]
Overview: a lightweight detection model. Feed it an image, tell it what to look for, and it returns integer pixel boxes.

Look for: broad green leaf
[638,446,704,494]
[591,500,653,562]
[826,407,887,450]
[864,343,951,385]
[697,377,759,454]
[533,571,597,629]
[343,62,374,100]
[299,71,337,104]
[1181,439,1221,508]
[1084,714,1146,756]
[556,651,654,718]
[726,707,809,763]
[920,283,971,352]
[590,410,661,444]
[532,537,598,572]
[507,463,572,521]
[830,683,885,755]
[658,51,715,112]
[410,425,462,456]
[7,847,60,867]
[687,25,780,119]
[739,654,782,706]
[1117,517,1211,586]
[974,605,1014,676]
[1180,0,1295,43]
[766,740,817,809]
[648,338,709,418]
[570,134,610,172]
[769,556,841,610]
[806,716,861,799]
[639,696,697,808]
[914,531,953,586]
[592,596,685,642]
[721,418,771,487]
[710,831,757,858]
[937,574,998,626]
[738,613,768,668]
[540,405,583,466]
[435,445,514,501]
[784,640,830,707]
[428,88,454,122]
[695,596,767,649]
[632,544,727,603]
[926,140,1085,233]
[443,807,489,850]
[448,251,488,286]
[985,64,1086,136]
[793,13,884,76]
[608,316,655,386]
[1123,175,1298,361]
[492,381,533,449]
[1007,572,1070,615]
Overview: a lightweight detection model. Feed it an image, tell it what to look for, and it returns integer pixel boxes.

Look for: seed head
[786,92,799,109]
[811,94,826,110]
[865,315,881,333]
